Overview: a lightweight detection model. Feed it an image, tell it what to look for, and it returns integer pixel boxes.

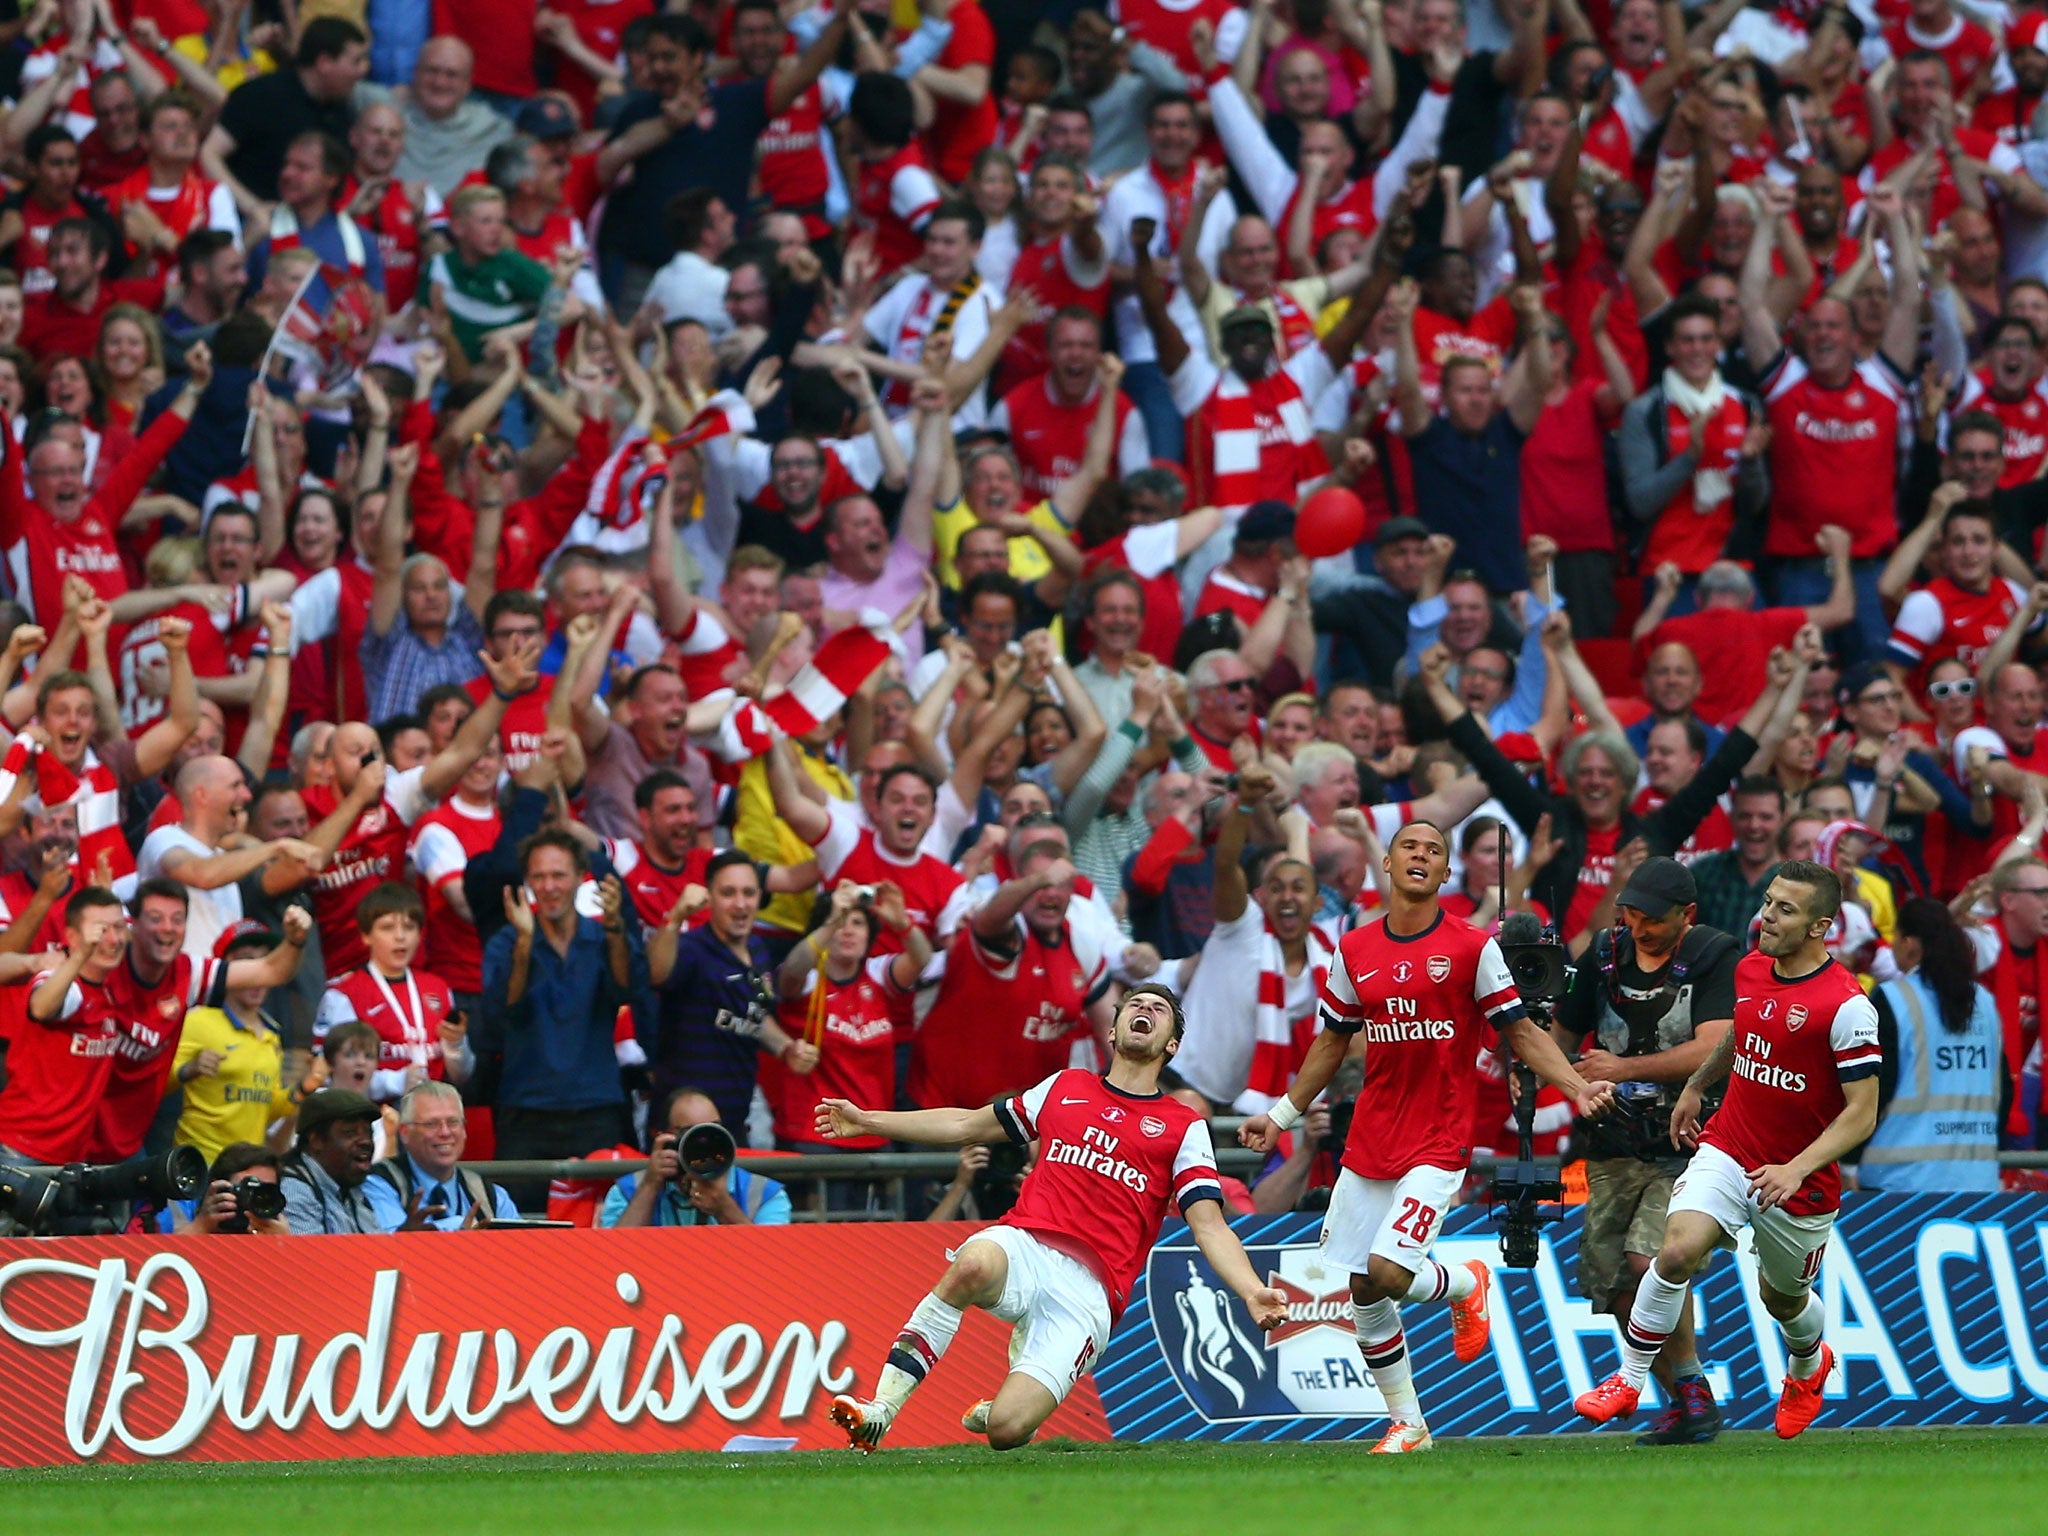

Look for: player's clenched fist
[1238,1113,1281,1153]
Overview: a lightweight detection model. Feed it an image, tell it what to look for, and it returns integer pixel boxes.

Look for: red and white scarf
[588,391,755,532]
[703,613,900,763]
[1198,365,1327,511]
[0,735,133,895]
[1242,921,1333,1110]
[1249,284,1317,359]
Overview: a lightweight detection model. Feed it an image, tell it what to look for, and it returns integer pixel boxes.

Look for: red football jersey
[1630,786,1734,864]
[995,1067,1224,1317]
[812,801,965,956]
[410,795,500,994]
[757,82,834,239]
[767,954,903,1146]
[1887,575,2026,683]
[317,964,459,1102]
[462,672,553,773]
[909,919,1110,1110]
[1761,353,1907,559]
[301,765,436,976]
[1319,909,1525,1179]
[0,968,122,1162]
[1951,371,2048,487]
[87,954,221,1162]
[853,143,942,271]
[1700,951,1880,1216]
[0,870,69,953]
[1000,373,1133,504]
[607,837,713,929]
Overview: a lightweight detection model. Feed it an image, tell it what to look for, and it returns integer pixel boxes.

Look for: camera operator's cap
[514,94,579,141]
[1235,500,1295,546]
[2015,12,2048,53]
[295,1089,380,1139]
[1837,661,1890,705]
[1615,856,1697,915]
[212,918,278,960]
[1374,514,1429,549]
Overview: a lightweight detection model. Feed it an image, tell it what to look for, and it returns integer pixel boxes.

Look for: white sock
[1616,1266,1689,1391]
[1353,1298,1423,1426]
[1781,1292,1826,1379]
[1403,1259,1476,1304]
[876,1293,963,1412]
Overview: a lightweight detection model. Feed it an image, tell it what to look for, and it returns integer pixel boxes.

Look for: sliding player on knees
[815,983,1287,1452]
[1241,821,1614,1453]
[1575,862,1879,1438]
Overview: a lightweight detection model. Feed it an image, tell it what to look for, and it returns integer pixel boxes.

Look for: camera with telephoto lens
[712,970,777,1040]
[1489,912,1567,1266]
[0,1146,207,1236]
[673,1122,737,1183]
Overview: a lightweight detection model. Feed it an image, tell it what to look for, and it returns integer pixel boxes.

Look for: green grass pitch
[5,1429,2045,1536]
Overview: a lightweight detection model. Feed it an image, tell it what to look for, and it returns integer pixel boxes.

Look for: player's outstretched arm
[1499,1015,1615,1120]
[1238,1026,1349,1152]
[1669,1025,1739,1149]
[1184,1200,1288,1329]
[815,1097,1004,1147]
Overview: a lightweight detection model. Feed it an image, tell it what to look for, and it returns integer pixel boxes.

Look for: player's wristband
[1267,1096,1304,1132]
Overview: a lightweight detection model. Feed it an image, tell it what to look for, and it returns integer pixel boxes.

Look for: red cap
[1493,732,1546,764]
[213,918,278,960]
[2015,13,2048,52]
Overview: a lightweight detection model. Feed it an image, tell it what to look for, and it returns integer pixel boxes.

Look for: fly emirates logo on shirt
[1044,1122,1153,1193]
[1363,988,1457,1044]
[1733,1022,1810,1094]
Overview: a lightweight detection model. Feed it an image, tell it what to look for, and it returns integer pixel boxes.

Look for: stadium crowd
[0,0,2038,1251]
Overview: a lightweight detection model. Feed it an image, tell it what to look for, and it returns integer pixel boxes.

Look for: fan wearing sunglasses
[1919,660,1981,762]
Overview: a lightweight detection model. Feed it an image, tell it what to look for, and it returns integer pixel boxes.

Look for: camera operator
[279,1089,384,1234]
[166,1143,290,1236]
[365,1081,518,1231]
[598,1086,792,1228]
[1554,857,1736,1447]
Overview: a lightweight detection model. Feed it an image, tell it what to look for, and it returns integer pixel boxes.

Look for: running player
[1240,821,1614,1453]
[1574,861,1880,1438]
[815,983,1287,1452]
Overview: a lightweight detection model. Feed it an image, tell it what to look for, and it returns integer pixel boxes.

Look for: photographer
[365,1081,518,1231]
[279,1089,384,1235]
[166,1143,291,1236]
[1554,857,1736,1447]
[598,1086,791,1228]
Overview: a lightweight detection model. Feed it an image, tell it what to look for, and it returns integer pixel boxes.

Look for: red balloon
[1295,486,1367,558]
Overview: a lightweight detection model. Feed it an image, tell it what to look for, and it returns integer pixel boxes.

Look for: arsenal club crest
[1787,1004,1809,1032]
[1140,1116,1167,1138]
[1427,955,1451,983]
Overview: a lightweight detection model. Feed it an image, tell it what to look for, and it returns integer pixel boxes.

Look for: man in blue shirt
[651,851,817,1134]
[483,828,653,1207]
[244,131,385,310]
[365,1081,520,1227]
[599,1086,792,1228]
[592,6,853,308]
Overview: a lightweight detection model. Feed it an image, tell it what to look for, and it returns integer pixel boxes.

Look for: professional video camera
[0,1146,206,1236]
[1490,911,1569,1267]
